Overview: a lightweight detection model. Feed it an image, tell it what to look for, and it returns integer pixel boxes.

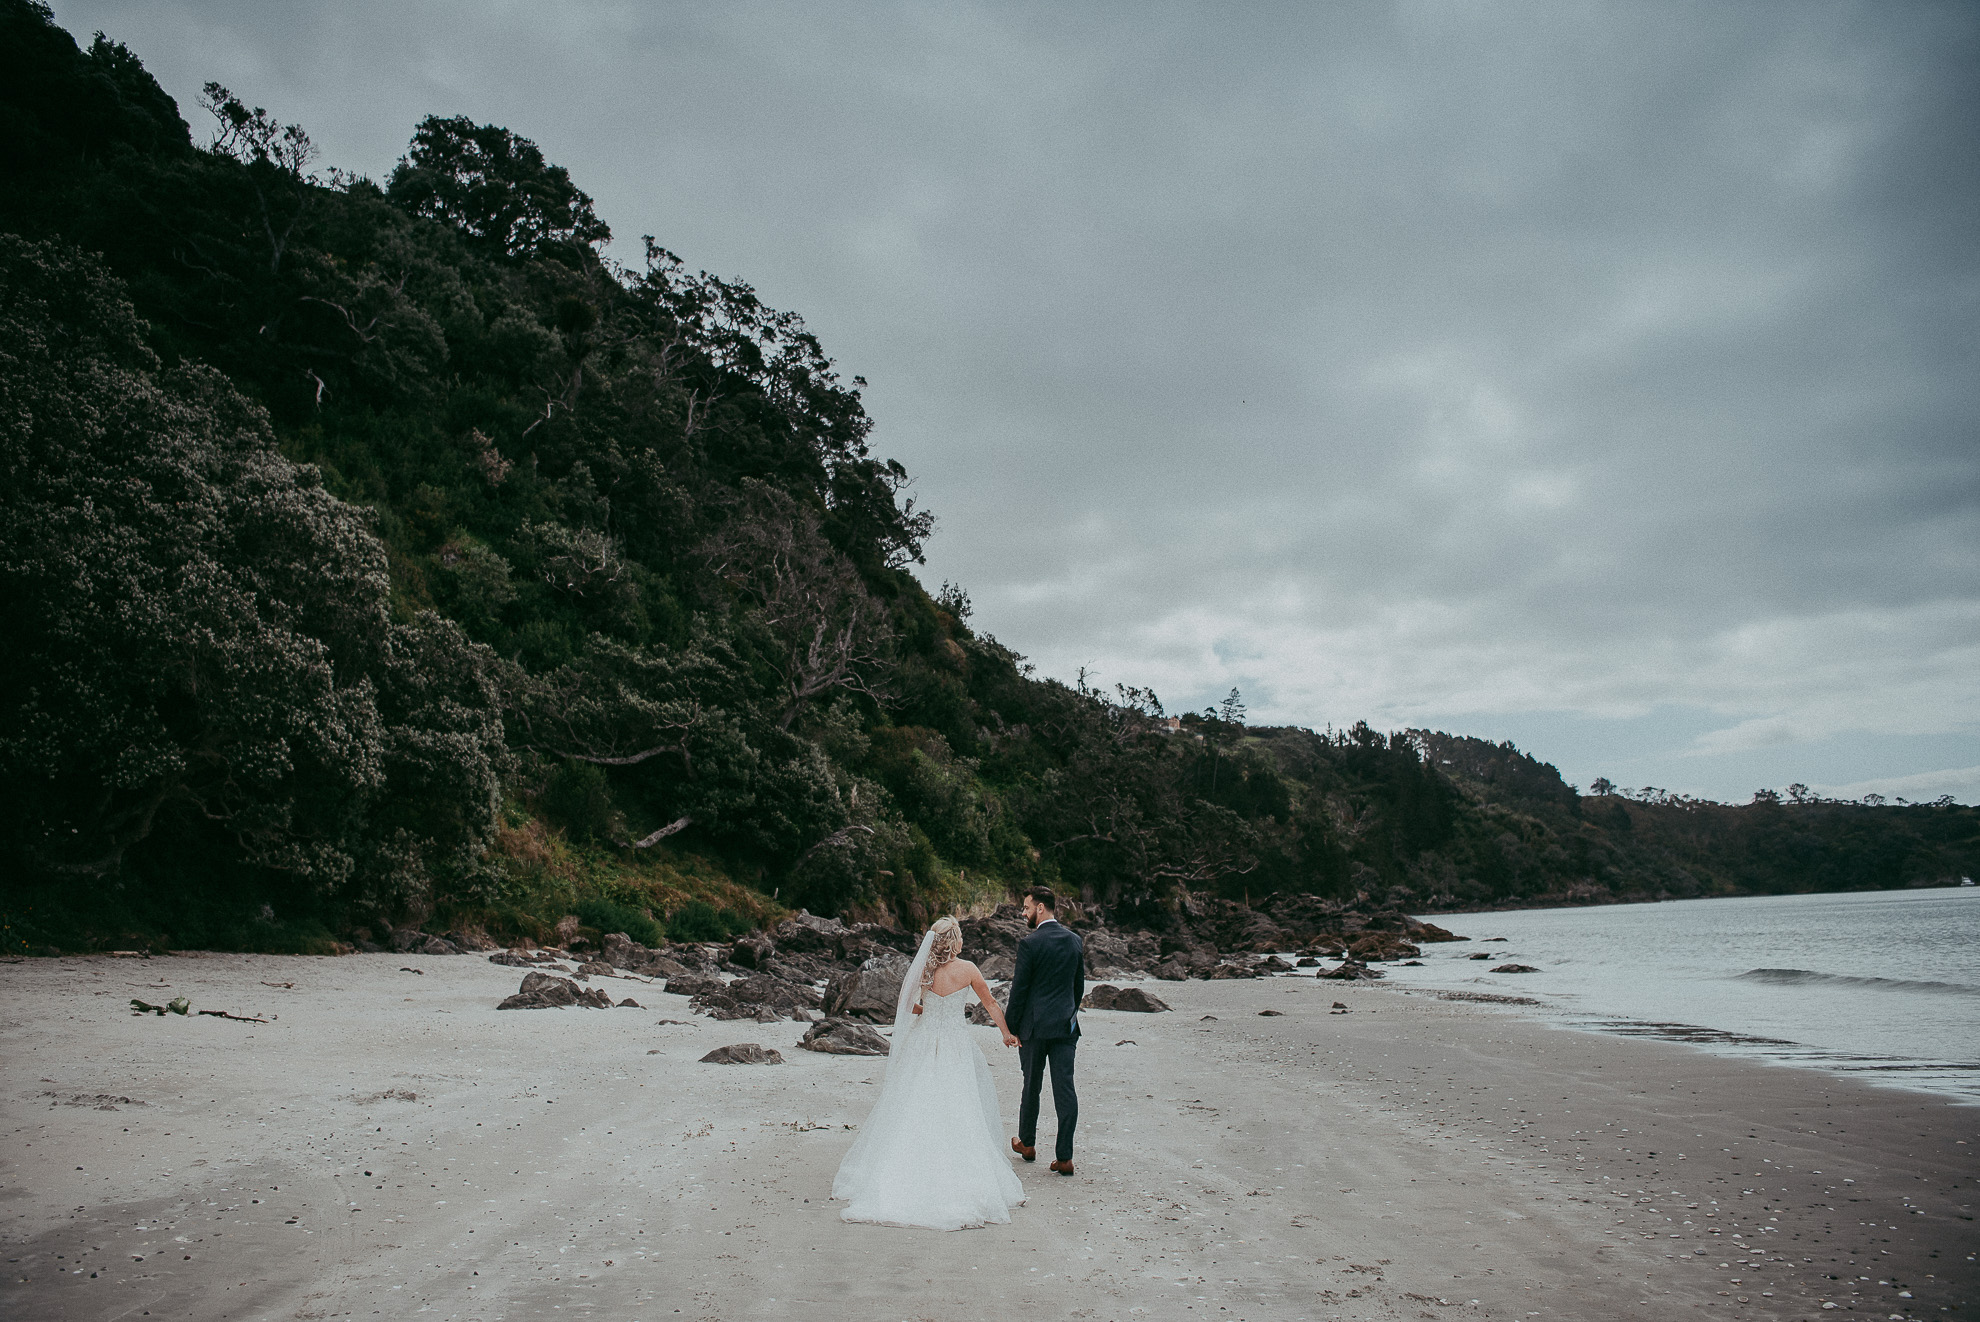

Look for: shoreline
[1417,880,1980,919]
[3,951,1974,1321]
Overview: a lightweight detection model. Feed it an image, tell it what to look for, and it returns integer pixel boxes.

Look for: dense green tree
[0,235,505,918]
[2,0,1971,952]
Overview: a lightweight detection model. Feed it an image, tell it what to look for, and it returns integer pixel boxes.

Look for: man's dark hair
[1024,886,1057,912]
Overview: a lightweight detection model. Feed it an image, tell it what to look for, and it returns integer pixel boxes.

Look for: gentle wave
[1735,967,1980,996]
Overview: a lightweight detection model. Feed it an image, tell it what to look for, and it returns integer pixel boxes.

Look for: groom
[1004,885,1083,1175]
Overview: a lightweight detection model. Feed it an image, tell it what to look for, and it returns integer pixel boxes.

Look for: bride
[832,916,1027,1230]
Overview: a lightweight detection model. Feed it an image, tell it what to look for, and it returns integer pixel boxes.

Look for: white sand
[3,951,1974,1320]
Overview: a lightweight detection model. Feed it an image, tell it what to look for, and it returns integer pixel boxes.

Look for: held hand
[1002,1031,1019,1048]
[912,1003,923,1015]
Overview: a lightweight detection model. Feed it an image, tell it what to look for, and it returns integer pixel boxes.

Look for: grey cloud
[54,0,1980,800]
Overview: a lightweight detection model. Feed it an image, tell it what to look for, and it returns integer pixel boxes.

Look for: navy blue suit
[1005,918,1083,1162]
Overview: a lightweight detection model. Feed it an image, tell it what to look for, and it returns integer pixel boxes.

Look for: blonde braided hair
[920,916,964,993]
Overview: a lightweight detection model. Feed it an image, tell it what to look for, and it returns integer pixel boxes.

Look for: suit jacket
[1004,919,1084,1043]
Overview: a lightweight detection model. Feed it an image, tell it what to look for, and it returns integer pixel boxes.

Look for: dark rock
[1317,960,1384,981]
[771,911,851,956]
[1347,933,1420,961]
[959,905,1029,963]
[353,938,384,953]
[1082,927,1141,977]
[826,952,910,1022]
[798,1018,892,1056]
[1491,964,1539,973]
[1258,1009,1284,1016]
[1300,938,1349,957]
[688,992,753,1020]
[1082,985,1171,1013]
[1400,959,1424,965]
[388,928,426,953]
[977,954,1016,982]
[966,981,1010,1025]
[636,955,693,981]
[1150,959,1190,982]
[601,932,647,970]
[1468,952,1493,960]
[727,973,823,1010]
[617,998,641,1008]
[1331,1001,1348,1009]
[700,1043,784,1065]
[1207,962,1261,980]
[572,960,615,980]
[1406,918,1467,943]
[498,970,615,1009]
[1295,957,1321,968]
[662,973,729,999]
[1255,955,1294,973]
[1483,937,1508,942]
[443,928,500,952]
[729,933,775,969]
[488,951,532,967]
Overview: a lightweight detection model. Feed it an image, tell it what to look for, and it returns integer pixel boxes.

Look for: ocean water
[1388,886,1980,1103]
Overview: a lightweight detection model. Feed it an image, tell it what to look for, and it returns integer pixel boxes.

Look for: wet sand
[3,951,1974,1321]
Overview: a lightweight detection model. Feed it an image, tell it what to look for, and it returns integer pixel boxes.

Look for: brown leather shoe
[1011,1137,1035,1161]
[1050,1159,1074,1176]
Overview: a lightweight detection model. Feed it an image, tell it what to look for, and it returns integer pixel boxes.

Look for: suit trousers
[1017,1035,1078,1162]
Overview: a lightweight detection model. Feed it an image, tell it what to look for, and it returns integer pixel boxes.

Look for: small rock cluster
[497,970,636,1010]
[476,893,1480,1015]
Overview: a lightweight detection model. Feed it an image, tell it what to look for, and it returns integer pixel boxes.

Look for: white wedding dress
[832,935,1025,1230]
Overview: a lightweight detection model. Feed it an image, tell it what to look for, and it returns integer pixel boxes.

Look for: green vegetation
[2,2,1974,954]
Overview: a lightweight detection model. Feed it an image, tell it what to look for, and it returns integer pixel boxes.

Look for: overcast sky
[55,0,1980,804]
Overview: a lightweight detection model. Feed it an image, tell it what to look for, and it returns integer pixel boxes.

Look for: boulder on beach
[488,950,532,967]
[1255,954,1295,973]
[1084,984,1171,1013]
[965,981,1011,1025]
[661,973,729,999]
[1348,932,1420,961]
[827,952,910,1022]
[728,933,775,969]
[497,970,615,1009]
[1491,963,1539,973]
[1317,959,1384,981]
[772,911,851,956]
[798,1017,891,1056]
[727,973,823,1010]
[1467,952,1494,960]
[700,1043,784,1065]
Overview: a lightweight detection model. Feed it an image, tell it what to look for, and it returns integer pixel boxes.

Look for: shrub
[574,895,662,947]
[540,761,618,842]
[667,899,748,943]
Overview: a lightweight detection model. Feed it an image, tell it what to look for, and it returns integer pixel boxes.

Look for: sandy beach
[3,951,1973,1321]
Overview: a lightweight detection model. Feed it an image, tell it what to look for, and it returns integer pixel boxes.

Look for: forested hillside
[3,2,1974,954]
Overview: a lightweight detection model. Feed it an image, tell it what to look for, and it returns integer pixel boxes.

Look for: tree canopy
[2,0,1973,952]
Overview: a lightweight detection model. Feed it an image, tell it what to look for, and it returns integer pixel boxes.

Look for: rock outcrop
[798,1017,892,1055]
[827,953,911,1022]
[700,1043,783,1064]
[496,970,616,1009]
[1082,984,1171,1012]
